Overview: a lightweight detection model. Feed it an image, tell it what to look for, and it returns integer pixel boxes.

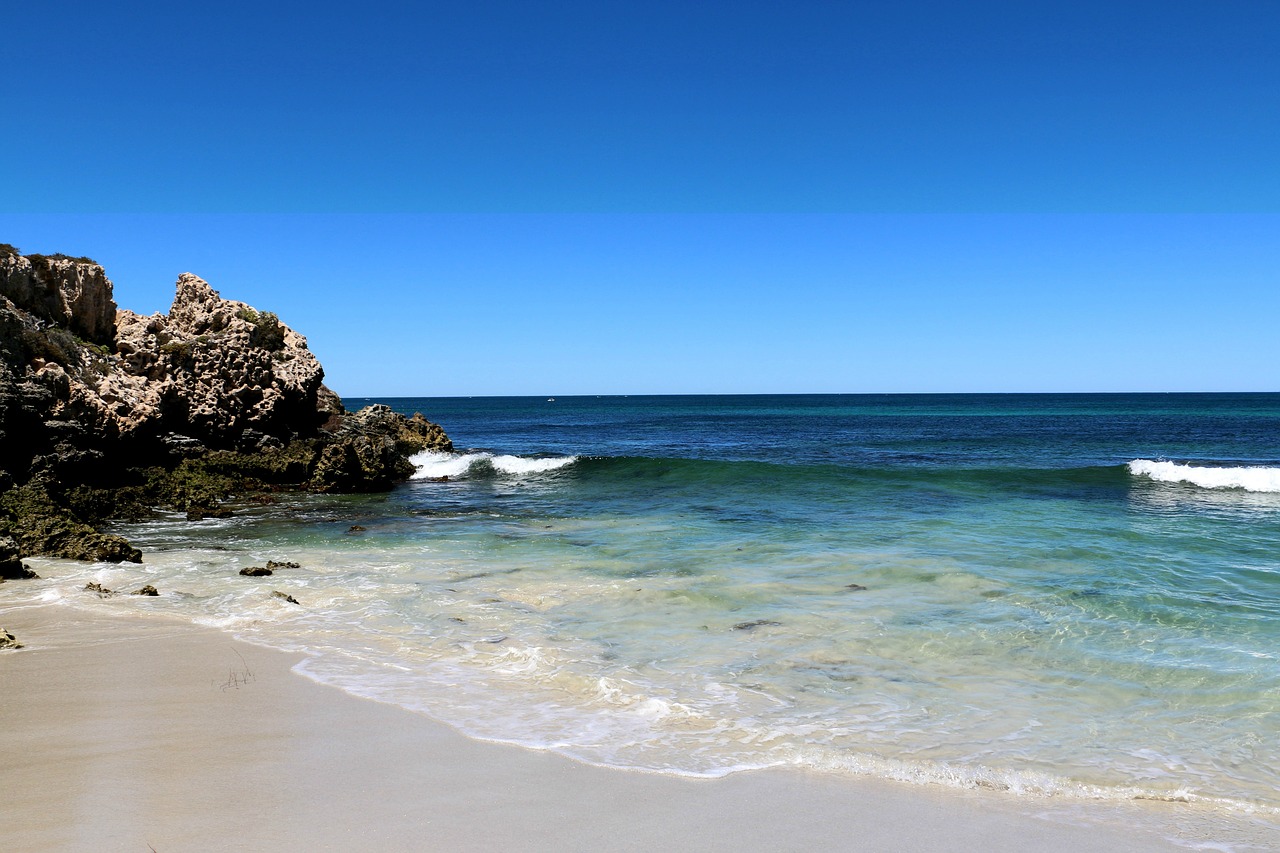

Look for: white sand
[1,605,1274,852]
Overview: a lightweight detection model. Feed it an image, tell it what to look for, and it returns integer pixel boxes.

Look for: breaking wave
[409,450,578,480]
[1128,459,1280,493]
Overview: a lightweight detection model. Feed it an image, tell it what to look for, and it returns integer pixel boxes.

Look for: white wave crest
[410,450,577,480]
[1128,460,1280,493]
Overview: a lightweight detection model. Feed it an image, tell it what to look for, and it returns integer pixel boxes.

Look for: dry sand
[2,604,1274,852]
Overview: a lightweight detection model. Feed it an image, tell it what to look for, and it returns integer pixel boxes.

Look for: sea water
[17,394,1280,818]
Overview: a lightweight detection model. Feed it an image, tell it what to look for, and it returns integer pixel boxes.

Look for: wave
[409,450,578,480]
[1128,459,1280,493]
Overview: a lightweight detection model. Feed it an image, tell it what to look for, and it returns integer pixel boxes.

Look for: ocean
[21,393,1280,819]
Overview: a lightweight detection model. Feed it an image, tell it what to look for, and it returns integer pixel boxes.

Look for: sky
[2,1,1277,395]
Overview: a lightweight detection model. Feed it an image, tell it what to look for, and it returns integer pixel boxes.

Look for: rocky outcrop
[0,534,39,578]
[308,405,452,492]
[104,273,329,449]
[0,245,451,565]
[0,250,116,345]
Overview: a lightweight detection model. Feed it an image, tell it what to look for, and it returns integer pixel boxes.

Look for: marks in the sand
[213,649,256,691]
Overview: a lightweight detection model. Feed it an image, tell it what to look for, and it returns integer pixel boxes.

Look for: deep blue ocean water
[29,393,1280,820]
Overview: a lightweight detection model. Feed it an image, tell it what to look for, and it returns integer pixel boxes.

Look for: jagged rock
[272,590,300,605]
[0,534,39,578]
[84,582,116,597]
[0,628,22,650]
[0,252,116,344]
[308,404,451,492]
[239,566,273,576]
[0,562,38,579]
[1,485,142,563]
[0,248,452,565]
[266,560,299,569]
[101,273,330,448]
[131,585,159,596]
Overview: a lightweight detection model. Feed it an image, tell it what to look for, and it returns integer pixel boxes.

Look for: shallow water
[15,394,1280,819]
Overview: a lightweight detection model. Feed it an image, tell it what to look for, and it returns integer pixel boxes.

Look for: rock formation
[0,244,452,564]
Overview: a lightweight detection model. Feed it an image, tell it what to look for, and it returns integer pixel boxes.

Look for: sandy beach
[3,604,1272,852]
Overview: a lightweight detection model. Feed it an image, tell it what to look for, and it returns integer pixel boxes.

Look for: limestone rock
[95,273,329,448]
[0,251,116,345]
[0,247,453,565]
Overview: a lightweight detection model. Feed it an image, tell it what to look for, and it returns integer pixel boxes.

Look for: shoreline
[3,605,1272,852]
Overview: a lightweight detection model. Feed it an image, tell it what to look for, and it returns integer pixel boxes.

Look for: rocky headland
[0,244,451,573]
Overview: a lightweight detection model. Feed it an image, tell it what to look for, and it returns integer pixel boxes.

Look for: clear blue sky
[3,2,1277,395]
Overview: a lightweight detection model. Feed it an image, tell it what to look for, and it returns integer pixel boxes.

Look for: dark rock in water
[1,560,40,580]
[265,560,299,569]
[844,583,868,591]
[308,404,451,492]
[0,628,22,650]
[131,585,159,596]
[84,582,115,597]
[347,525,366,534]
[239,566,273,576]
[186,505,233,521]
[2,486,142,563]
[732,619,782,631]
[0,535,39,578]
[272,590,300,605]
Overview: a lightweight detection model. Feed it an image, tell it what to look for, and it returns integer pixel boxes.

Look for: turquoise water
[23,394,1280,815]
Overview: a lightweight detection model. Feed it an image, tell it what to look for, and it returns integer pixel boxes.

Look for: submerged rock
[84,582,115,597]
[265,560,299,569]
[732,619,782,631]
[131,585,159,596]
[271,590,300,605]
[239,566,273,577]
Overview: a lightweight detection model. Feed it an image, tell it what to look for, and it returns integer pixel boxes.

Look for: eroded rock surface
[0,246,451,564]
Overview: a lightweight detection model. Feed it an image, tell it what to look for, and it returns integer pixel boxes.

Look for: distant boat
[547,397,556,402]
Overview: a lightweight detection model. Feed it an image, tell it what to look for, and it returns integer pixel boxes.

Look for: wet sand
[0,605,1269,852]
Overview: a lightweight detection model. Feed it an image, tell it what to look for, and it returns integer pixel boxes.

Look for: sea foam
[1128,459,1280,493]
[409,450,577,479]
